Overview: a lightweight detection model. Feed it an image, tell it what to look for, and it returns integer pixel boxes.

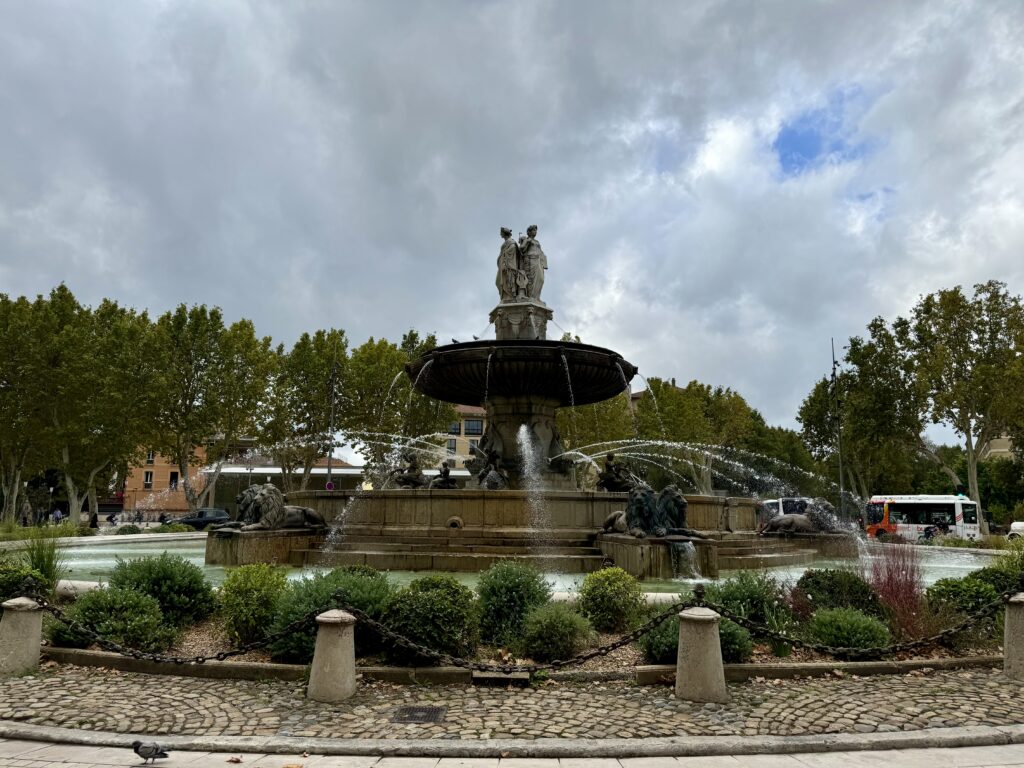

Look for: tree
[344,331,455,465]
[152,305,274,512]
[261,329,348,491]
[0,294,51,521]
[908,281,1024,530]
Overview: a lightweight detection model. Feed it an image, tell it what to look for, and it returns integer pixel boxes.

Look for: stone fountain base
[205,489,765,578]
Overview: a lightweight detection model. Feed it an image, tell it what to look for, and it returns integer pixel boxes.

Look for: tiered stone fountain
[207,225,763,577]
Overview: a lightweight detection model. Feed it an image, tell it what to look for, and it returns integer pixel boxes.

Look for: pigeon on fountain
[132,741,170,764]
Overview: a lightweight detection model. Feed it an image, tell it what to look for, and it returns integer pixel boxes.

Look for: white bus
[864,494,980,540]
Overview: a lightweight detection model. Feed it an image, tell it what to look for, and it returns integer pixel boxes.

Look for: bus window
[865,503,885,525]
[927,504,955,526]
[889,503,923,525]
[961,503,978,524]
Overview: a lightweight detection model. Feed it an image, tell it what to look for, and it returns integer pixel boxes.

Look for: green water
[62,539,999,591]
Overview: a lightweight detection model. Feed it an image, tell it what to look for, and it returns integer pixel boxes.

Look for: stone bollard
[0,597,43,677]
[307,609,358,702]
[675,607,729,703]
[1005,593,1024,681]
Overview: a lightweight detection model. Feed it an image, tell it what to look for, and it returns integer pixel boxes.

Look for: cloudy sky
[2,1,1022,436]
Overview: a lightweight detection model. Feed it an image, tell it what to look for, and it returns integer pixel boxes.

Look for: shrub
[994,540,1024,584]
[704,570,789,626]
[796,569,883,617]
[219,564,289,644]
[926,577,999,616]
[19,531,68,593]
[268,568,394,663]
[116,525,142,535]
[805,608,891,652]
[147,523,195,534]
[109,553,215,627]
[0,562,48,602]
[516,603,594,662]
[577,567,644,632]
[637,611,680,664]
[381,575,479,664]
[968,566,1021,595]
[477,560,552,645]
[637,609,753,664]
[49,587,176,652]
[867,544,924,639]
[719,618,754,663]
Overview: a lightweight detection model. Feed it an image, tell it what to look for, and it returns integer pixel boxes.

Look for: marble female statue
[518,225,547,301]
[497,227,524,302]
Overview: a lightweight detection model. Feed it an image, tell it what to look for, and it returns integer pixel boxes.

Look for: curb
[1,721,1023,758]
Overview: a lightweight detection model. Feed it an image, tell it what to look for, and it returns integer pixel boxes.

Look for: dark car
[172,508,231,530]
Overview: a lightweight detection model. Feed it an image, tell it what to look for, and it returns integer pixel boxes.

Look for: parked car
[1008,521,1024,541]
[171,508,230,530]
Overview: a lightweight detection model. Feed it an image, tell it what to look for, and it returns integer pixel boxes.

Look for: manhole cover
[391,705,447,724]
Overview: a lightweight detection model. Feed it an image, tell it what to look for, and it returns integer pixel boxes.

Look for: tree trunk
[87,486,99,519]
[963,433,989,534]
[916,437,963,489]
[0,463,22,523]
[198,462,223,508]
[62,474,84,526]
[178,450,199,513]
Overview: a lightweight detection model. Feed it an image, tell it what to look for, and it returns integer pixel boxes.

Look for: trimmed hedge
[637,611,753,664]
[109,553,215,627]
[577,567,644,632]
[516,603,594,662]
[0,562,48,602]
[703,570,790,626]
[219,564,289,644]
[268,567,394,664]
[805,607,891,651]
[381,575,479,664]
[795,569,884,617]
[477,560,552,646]
[48,587,176,652]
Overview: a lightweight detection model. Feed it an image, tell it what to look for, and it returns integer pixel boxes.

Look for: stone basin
[404,339,638,407]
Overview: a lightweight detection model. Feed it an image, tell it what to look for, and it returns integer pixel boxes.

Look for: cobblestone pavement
[0,666,1022,741]
[1,741,1024,768]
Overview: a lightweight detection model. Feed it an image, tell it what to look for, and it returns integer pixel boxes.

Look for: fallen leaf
[226,758,242,764]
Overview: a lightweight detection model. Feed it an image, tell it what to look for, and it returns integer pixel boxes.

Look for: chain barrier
[15,573,1023,672]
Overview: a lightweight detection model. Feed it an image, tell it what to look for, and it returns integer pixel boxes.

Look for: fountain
[205,224,768,577]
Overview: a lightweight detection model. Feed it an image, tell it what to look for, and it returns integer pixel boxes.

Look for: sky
[2,1,1023,442]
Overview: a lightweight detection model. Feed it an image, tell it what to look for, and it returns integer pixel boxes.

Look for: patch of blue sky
[773,87,876,176]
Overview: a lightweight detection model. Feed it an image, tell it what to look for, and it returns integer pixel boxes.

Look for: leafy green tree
[151,305,274,512]
[908,281,1023,529]
[261,329,348,491]
[0,294,51,521]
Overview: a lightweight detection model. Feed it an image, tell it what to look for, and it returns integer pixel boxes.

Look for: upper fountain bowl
[405,340,638,407]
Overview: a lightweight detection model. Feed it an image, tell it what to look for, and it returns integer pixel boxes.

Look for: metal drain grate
[391,705,447,724]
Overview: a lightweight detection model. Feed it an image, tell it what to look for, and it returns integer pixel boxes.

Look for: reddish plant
[868,543,925,639]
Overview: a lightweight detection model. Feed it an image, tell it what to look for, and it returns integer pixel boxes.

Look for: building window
[143,471,153,490]
[464,419,483,436]
[145,450,155,465]
[169,472,179,491]
[447,422,461,435]
[469,439,479,452]
[447,439,457,454]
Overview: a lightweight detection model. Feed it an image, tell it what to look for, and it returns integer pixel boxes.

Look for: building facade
[446,404,487,468]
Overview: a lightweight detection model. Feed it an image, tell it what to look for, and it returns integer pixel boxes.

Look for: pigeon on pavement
[132,741,170,764]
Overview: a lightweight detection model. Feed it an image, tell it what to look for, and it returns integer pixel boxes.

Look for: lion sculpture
[221,483,326,531]
[602,484,705,539]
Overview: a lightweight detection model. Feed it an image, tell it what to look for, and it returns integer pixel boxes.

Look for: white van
[864,494,980,540]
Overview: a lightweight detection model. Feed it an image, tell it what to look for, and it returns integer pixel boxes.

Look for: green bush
[0,562,48,602]
[719,618,754,662]
[268,568,394,663]
[805,608,891,652]
[116,525,142,535]
[49,587,176,652]
[77,526,98,536]
[638,611,680,664]
[637,610,754,664]
[219,564,289,644]
[516,603,594,662]
[967,566,1022,595]
[926,577,999,616]
[703,570,790,625]
[147,523,194,534]
[795,569,883,617]
[381,574,479,664]
[109,553,215,627]
[477,560,552,645]
[577,567,644,632]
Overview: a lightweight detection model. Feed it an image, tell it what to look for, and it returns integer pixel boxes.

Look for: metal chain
[16,572,1022,671]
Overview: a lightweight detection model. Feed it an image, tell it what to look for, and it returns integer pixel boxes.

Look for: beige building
[978,435,1015,461]
[446,404,487,468]
[122,448,203,516]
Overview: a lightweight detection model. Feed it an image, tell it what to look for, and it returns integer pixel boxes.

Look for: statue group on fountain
[497,225,547,303]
